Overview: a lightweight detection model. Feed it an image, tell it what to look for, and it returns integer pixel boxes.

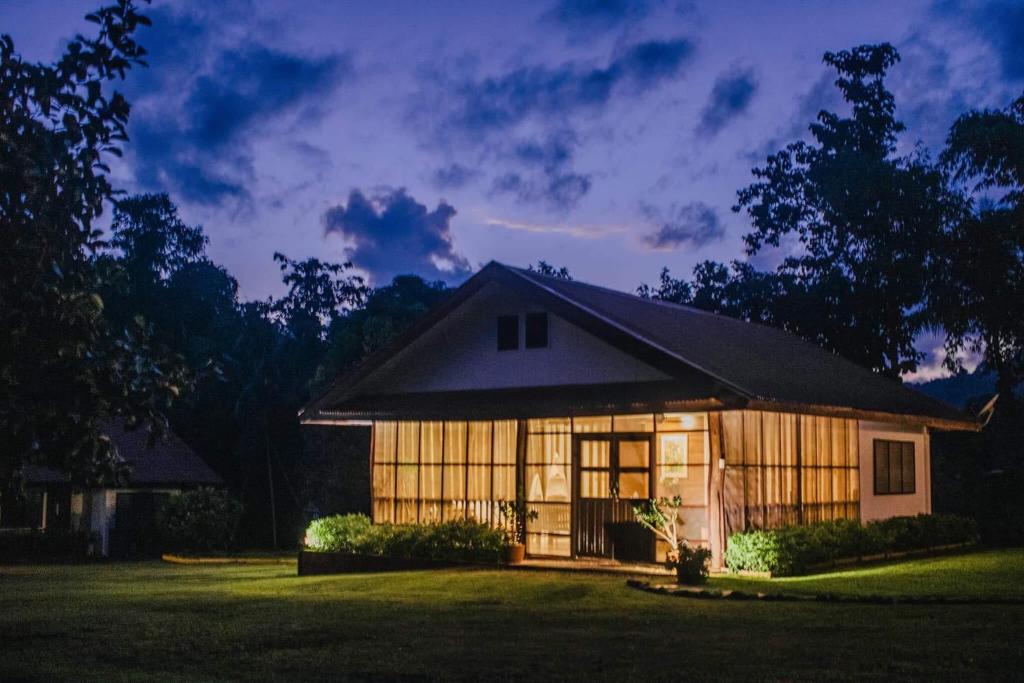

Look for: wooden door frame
[571,432,655,558]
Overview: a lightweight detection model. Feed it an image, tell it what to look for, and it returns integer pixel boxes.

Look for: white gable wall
[355,281,671,394]
[858,421,930,522]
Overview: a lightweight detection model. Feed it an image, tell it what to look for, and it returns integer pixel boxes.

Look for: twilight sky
[4,0,1023,379]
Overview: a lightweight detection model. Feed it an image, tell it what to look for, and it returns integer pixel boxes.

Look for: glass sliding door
[525,420,572,557]
[574,434,653,558]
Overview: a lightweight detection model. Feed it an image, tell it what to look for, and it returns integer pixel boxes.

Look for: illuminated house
[300,262,977,567]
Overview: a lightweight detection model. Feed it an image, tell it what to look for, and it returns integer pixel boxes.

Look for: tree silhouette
[936,93,1024,403]
[0,1,191,486]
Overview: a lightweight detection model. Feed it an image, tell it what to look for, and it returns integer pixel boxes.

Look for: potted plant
[497,499,538,565]
[632,496,711,584]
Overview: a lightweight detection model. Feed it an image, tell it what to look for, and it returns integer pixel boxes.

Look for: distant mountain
[911,368,996,409]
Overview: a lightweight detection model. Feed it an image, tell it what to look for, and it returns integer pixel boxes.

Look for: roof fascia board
[744,399,981,432]
[300,264,500,416]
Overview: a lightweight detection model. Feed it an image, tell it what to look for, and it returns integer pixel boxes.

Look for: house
[300,262,978,568]
[0,419,221,557]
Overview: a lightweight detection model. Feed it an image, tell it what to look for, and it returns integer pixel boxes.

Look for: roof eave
[744,399,981,432]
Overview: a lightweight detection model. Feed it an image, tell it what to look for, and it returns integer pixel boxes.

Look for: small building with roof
[0,419,221,557]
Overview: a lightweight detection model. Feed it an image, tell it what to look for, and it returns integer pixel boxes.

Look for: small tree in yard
[633,496,711,584]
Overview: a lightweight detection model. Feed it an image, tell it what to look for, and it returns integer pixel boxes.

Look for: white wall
[87,488,179,556]
[858,421,930,522]
[356,281,671,394]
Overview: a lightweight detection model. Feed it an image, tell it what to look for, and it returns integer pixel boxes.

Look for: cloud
[322,189,471,285]
[484,217,627,239]
[745,70,840,163]
[902,333,982,383]
[489,132,593,210]
[492,172,593,210]
[698,67,758,137]
[641,201,726,250]
[414,38,692,210]
[431,163,480,189]
[128,7,351,205]
[441,38,693,139]
[544,0,660,35]
[945,0,1024,81]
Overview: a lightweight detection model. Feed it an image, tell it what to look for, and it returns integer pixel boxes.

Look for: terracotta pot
[504,543,526,565]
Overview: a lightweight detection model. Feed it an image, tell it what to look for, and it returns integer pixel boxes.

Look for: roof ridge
[507,263,803,334]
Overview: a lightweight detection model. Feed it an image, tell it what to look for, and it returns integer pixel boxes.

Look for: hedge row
[304,514,505,564]
[0,529,89,561]
[725,514,978,576]
[157,488,244,552]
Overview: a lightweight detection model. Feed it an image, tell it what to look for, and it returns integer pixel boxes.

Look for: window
[525,312,548,348]
[372,420,518,526]
[497,315,518,351]
[873,439,915,495]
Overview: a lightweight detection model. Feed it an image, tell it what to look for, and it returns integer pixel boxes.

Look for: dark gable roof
[23,419,222,487]
[305,261,977,430]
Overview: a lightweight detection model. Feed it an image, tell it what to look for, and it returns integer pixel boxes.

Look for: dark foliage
[0,529,90,562]
[157,488,244,552]
[647,44,960,380]
[314,275,449,393]
[936,93,1024,403]
[0,1,192,487]
[673,544,712,585]
[527,261,572,280]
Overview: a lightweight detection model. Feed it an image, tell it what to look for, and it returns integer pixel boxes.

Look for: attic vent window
[497,315,519,351]
[525,312,548,349]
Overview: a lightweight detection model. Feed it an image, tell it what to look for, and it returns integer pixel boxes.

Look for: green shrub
[674,545,712,584]
[725,514,978,576]
[304,513,374,553]
[303,515,505,564]
[157,488,244,552]
[723,529,781,573]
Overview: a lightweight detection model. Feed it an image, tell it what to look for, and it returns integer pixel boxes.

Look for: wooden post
[264,426,277,550]
[515,419,528,552]
[707,412,725,571]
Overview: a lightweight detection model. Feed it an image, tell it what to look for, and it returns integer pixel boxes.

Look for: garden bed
[162,553,295,566]
[626,578,1024,605]
[297,550,494,575]
[299,514,506,575]
[724,514,979,576]
[724,542,977,578]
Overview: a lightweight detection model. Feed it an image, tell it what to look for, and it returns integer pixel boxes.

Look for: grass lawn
[1,550,1022,681]
[708,547,1024,598]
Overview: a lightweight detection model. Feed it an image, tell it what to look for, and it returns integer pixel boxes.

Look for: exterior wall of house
[718,410,861,536]
[88,489,116,556]
[858,421,930,522]
[355,281,671,395]
[359,409,938,567]
[70,491,84,531]
[368,413,711,560]
[87,487,180,556]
